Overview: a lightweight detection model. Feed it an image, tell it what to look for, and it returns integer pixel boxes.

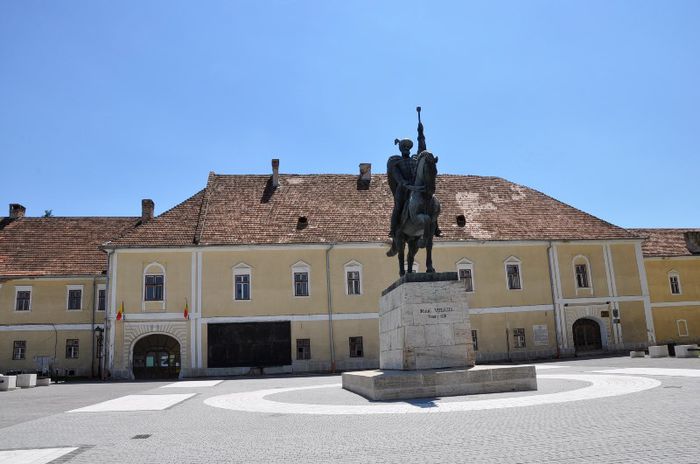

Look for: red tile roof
[109,173,637,248]
[0,217,138,277]
[628,228,700,257]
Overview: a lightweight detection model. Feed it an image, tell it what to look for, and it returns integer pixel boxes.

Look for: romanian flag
[184,301,189,320]
[116,301,124,321]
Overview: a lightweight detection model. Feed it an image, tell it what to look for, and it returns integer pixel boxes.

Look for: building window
[505,259,522,290]
[513,328,526,348]
[344,261,363,296]
[15,288,31,311]
[669,272,682,295]
[12,340,26,360]
[471,329,478,351]
[347,271,361,295]
[457,259,474,292]
[349,336,364,357]
[67,288,82,310]
[144,274,164,301]
[66,339,79,359]
[296,338,311,360]
[575,264,590,288]
[677,319,689,337]
[291,261,311,297]
[97,288,106,311]
[235,274,251,300]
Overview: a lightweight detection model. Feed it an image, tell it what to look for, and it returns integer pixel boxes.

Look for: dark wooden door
[573,318,602,352]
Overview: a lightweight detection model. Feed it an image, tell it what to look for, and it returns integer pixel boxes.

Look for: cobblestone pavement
[0,356,699,464]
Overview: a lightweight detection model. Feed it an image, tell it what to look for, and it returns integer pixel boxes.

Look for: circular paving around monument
[203,373,661,415]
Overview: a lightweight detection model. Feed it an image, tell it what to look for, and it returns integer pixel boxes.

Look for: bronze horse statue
[392,151,441,276]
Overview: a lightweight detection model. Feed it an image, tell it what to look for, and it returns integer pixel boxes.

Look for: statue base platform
[341,365,537,401]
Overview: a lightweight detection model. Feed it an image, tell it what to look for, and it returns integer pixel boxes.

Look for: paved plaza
[1,356,699,464]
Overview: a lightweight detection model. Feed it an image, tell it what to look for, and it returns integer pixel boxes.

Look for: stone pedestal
[343,273,537,400]
[648,345,669,358]
[630,350,646,358]
[675,344,699,358]
[379,272,475,370]
[16,373,37,388]
[0,375,17,391]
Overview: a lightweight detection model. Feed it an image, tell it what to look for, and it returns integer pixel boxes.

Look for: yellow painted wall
[611,244,642,296]
[653,307,700,343]
[619,301,648,343]
[556,244,609,298]
[645,257,700,304]
[114,252,192,314]
[0,278,106,325]
[0,330,97,375]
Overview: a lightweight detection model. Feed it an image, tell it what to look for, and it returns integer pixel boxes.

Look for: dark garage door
[207,321,291,368]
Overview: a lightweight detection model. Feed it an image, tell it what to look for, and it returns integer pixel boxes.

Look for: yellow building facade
[2,170,697,380]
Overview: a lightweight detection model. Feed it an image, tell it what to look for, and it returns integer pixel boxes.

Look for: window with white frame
[572,254,592,290]
[143,263,165,301]
[344,261,362,295]
[97,285,106,311]
[669,271,682,295]
[65,339,79,359]
[504,257,522,290]
[15,286,31,311]
[233,263,252,301]
[12,340,26,360]
[456,259,474,292]
[292,261,310,297]
[677,319,689,337]
[513,328,526,348]
[67,285,83,310]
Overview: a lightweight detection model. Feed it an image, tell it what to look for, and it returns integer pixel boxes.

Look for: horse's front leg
[426,222,436,273]
[407,238,418,273]
[398,236,406,276]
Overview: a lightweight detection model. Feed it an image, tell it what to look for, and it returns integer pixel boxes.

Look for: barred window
[68,289,82,310]
[294,272,309,297]
[349,336,364,358]
[513,328,526,348]
[66,339,79,359]
[144,274,164,301]
[12,340,26,360]
[296,338,311,360]
[15,291,31,311]
[347,271,361,295]
[575,264,590,288]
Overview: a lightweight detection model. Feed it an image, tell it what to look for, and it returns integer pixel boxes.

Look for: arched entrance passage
[573,318,603,353]
[132,334,181,380]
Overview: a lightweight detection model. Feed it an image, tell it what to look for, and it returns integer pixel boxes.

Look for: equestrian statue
[386,107,442,276]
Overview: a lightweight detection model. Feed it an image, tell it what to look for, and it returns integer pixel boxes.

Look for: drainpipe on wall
[103,250,113,381]
[547,241,562,358]
[325,243,336,372]
[91,276,97,378]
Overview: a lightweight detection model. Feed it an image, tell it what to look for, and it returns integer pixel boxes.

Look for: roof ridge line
[194,171,217,245]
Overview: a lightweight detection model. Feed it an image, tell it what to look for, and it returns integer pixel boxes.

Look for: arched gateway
[132,334,181,379]
[572,318,603,353]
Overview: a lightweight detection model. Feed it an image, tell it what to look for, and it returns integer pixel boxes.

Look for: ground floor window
[12,340,26,360]
[677,319,689,337]
[471,329,478,351]
[513,328,526,348]
[296,338,311,360]
[349,336,364,358]
[66,339,79,359]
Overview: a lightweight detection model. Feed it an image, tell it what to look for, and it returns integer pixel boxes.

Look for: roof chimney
[272,159,280,188]
[141,199,154,224]
[9,203,26,219]
[357,163,371,190]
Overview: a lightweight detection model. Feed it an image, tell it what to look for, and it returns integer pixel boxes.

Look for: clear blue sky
[1,1,698,227]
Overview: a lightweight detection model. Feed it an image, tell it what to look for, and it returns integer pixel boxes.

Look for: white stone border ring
[204,374,660,415]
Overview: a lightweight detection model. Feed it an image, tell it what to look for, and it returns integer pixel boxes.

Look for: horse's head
[416,150,438,194]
